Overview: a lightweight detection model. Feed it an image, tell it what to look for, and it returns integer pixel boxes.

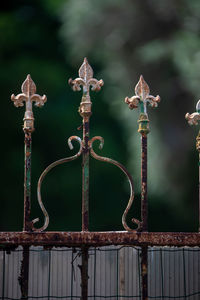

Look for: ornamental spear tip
[11,74,47,133]
[185,99,200,126]
[185,99,200,152]
[68,58,104,118]
[125,75,160,134]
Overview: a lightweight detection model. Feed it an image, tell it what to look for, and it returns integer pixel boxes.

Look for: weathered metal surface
[125,75,160,128]
[186,99,200,232]
[89,136,141,231]
[141,246,148,300]
[69,58,104,299]
[141,135,148,231]
[9,61,200,300]
[0,232,199,247]
[11,74,47,133]
[82,119,90,232]
[11,76,47,299]
[80,246,89,300]
[69,58,104,232]
[11,75,47,231]
[125,75,160,233]
[31,136,82,232]
[24,133,32,231]
[18,246,29,299]
[69,57,103,119]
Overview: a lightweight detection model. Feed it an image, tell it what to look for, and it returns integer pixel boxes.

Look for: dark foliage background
[1,0,200,232]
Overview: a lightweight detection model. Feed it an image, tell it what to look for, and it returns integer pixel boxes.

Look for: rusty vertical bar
[69,58,103,300]
[186,100,200,232]
[125,76,160,300]
[81,113,89,300]
[19,246,30,299]
[199,152,200,232]
[141,134,148,231]
[19,129,32,299]
[141,246,148,300]
[24,132,32,231]
[11,75,47,300]
[197,133,200,232]
[82,117,90,232]
[119,248,125,299]
[80,246,89,300]
[140,132,148,300]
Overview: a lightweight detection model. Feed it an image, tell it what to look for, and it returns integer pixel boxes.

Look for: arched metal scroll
[89,136,141,231]
[31,136,82,232]
[69,58,140,231]
[11,59,140,233]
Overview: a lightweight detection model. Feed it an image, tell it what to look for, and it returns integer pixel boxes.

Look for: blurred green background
[1,0,200,232]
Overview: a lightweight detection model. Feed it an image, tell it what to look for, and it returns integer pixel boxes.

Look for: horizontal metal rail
[0,232,199,247]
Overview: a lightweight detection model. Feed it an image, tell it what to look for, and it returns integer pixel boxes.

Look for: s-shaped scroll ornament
[125,75,160,231]
[89,136,141,231]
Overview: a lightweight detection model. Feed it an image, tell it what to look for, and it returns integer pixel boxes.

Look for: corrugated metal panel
[0,246,199,299]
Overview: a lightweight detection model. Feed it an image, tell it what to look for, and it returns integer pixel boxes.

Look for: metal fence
[1,58,200,300]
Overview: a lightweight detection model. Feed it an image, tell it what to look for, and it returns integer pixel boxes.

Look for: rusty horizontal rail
[0,232,199,247]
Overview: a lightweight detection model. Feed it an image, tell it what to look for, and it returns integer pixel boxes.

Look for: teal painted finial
[125,75,160,135]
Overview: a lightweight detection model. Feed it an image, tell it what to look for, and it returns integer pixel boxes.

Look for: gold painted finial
[69,58,104,118]
[11,75,47,133]
[125,75,160,134]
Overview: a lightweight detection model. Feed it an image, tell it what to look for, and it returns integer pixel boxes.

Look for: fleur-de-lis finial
[125,75,160,134]
[69,58,104,118]
[186,99,200,151]
[11,74,47,132]
[185,100,200,126]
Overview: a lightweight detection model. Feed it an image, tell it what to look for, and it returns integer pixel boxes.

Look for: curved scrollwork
[31,136,83,232]
[89,136,141,231]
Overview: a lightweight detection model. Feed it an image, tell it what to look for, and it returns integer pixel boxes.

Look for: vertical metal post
[81,116,89,300]
[139,118,149,300]
[141,246,148,300]
[19,246,30,300]
[80,246,89,300]
[199,152,200,232]
[197,133,200,232]
[69,58,103,300]
[11,75,47,299]
[82,117,90,231]
[125,75,160,300]
[141,134,148,231]
[24,132,32,231]
[21,131,32,299]
[185,101,200,232]
[119,248,125,299]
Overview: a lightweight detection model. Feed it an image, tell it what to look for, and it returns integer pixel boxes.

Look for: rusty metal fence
[1,58,200,299]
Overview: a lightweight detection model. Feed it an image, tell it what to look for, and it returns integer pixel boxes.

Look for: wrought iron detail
[69,57,104,119]
[125,75,160,134]
[31,136,83,232]
[125,76,160,232]
[89,136,141,231]
[69,58,140,232]
[11,74,47,133]
[186,98,200,232]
